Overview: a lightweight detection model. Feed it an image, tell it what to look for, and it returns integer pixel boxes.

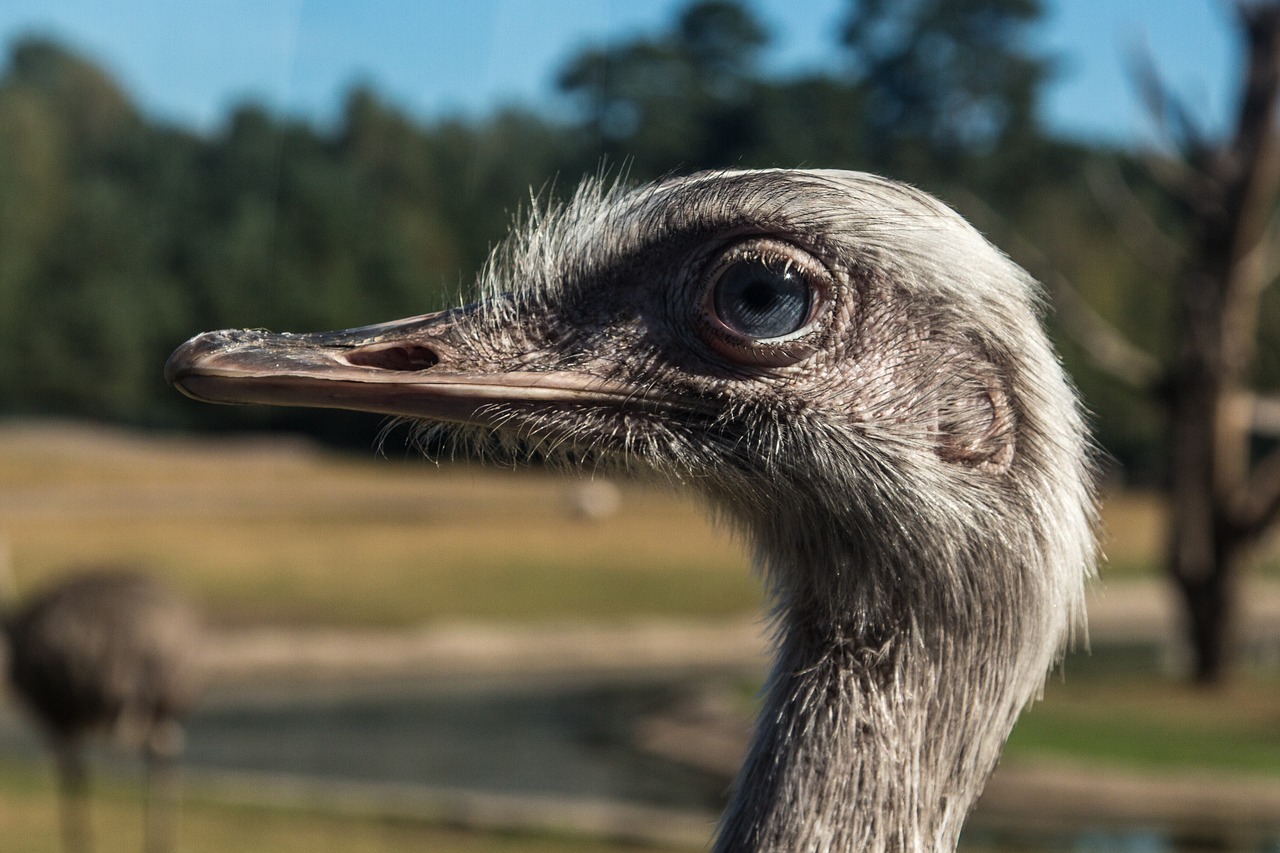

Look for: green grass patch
[1100,556,1280,581]
[1005,674,1280,777]
[0,758,695,853]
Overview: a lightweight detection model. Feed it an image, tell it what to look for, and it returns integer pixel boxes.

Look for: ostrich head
[167,170,1095,851]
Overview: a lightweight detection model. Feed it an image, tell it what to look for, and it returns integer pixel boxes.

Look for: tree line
[0,1,1171,459]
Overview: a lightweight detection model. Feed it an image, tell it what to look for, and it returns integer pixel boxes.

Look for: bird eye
[697,238,832,368]
[712,259,811,340]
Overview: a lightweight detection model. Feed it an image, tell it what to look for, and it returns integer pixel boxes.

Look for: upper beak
[164,309,657,426]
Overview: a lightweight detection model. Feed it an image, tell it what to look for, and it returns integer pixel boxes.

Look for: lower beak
[164,310,652,426]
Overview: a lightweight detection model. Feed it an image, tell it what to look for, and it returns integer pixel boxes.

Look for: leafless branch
[1249,390,1280,435]
[1256,205,1280,287]
[1128,38,1209,158]
[1084,161,1183,275]
[1231,389,1280,538]
[1141,151,1222,213]
[1044,269,1166,390]
[1217,2,1280,374]
[1241,440,1280,539]
[1225,209,1280,357]
[955,191,1166,392]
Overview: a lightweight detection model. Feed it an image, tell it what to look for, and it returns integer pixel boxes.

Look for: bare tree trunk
[1164,2,1280,684]
[1168,374,1226,682]
[1166,260,1244,683]
[1167,473,1245,683]
[1010,3,1280,683]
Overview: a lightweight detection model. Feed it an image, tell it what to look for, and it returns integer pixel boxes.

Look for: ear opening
[933,358,1016,473]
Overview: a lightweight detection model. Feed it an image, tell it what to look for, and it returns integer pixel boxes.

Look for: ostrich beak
[164,309,649,426]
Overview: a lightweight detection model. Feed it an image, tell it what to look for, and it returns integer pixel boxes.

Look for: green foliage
[841,0,1046,162]
[557,0,770,174]
[0,1,1237,476]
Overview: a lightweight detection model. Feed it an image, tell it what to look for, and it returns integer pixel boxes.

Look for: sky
[0,0,1244,146]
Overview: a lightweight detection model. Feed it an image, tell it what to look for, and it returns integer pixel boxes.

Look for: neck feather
[714,546,1048,853]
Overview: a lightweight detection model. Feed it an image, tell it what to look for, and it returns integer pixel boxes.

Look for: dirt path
[202,580,1280,683]
[202,617,769,684]
[975,761,1280,835]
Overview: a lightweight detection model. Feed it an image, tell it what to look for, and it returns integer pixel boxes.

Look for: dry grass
[0,421,758,626]
[2,419,1273,625]
[1098,487,1280,578]
[1096,489,1165,574]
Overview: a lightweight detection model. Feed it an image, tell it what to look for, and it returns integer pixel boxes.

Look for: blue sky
[0,0,1242,146]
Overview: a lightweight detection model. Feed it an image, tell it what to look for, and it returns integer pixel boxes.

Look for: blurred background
[0,0,1277,851]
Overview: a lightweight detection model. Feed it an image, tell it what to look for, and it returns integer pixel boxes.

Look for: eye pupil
[740,280,778,312]
[713,260,811,339]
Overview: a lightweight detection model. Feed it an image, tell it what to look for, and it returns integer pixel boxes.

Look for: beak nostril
[346,343,440,372]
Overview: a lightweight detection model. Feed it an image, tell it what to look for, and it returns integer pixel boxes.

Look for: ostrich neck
[714,552,1030,853]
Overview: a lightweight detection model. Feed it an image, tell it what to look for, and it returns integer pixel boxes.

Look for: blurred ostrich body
[4,571,204,853]
[167,169,1095,851]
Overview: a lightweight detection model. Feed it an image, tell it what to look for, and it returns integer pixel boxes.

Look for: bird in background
[166,169,1097,852]
[2,549,204,853]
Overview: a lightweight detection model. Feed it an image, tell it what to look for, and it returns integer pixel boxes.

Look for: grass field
[0,765,1096,853]
[0,760,691,853]
[0,421,760,626]
[1005,673,1280,777]
[4,419,1270,627]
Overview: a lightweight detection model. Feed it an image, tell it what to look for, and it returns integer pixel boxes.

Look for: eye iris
[713,260,811,339]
